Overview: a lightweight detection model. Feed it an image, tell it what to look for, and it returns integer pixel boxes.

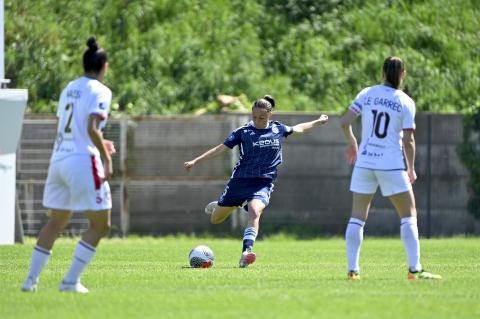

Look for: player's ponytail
[383,56,404,89]
[83,36,107,74]
[253,95,275,112]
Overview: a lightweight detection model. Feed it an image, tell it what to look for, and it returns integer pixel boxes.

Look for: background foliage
[5,0,480,114]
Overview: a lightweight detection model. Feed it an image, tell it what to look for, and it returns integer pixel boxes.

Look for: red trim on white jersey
[403,128,416,132]
[90,156,102,190]
[90,112,106,120]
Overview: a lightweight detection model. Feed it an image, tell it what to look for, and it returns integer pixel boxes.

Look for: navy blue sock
[242,227,257,252]
[242,239,254,252]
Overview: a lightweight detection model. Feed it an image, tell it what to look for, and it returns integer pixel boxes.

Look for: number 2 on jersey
[371,109,390,138]
[64,103,74,133]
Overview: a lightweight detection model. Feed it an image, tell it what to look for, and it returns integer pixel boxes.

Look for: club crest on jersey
[271,125,279,134]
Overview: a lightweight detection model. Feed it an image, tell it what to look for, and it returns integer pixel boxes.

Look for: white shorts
[350,167,412,197]
[43,154,112,212]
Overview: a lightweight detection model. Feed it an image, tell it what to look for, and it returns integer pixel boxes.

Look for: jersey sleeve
[349,87,369,116]
[89,88,112,121]
[56,90,67,118]
[402,99,416,131]
[223,128,242,148]
[280,123,294,137]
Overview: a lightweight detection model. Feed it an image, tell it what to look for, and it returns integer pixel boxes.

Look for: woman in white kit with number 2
[340,56,441,281]
[22,37,114,293]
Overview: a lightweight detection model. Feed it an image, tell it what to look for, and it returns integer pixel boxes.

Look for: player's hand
[184,160,196,172]
[408,168,417,184]
[317,114,328,125]
[345,143,358,166]
[104,139,116,155]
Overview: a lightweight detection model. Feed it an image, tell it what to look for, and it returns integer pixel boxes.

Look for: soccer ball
[189,245,214,268]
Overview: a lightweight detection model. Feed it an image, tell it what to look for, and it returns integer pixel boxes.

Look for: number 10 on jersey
[371,110,390,139]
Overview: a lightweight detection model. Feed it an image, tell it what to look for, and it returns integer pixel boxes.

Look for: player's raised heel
[239,248,256,268]
[59,281,89,293]
[407,270,442,280]
[347,271,361,281]
[204,201,218,216]
[21,277,38,292]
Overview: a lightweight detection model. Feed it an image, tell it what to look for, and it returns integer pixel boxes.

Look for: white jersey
[349,84,416,170]
[51,77,112,162]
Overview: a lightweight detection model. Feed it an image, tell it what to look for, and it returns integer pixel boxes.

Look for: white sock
[26,245,52,281]
[401,217,422,272]
[63,240,96,284]
[346,218,365,273]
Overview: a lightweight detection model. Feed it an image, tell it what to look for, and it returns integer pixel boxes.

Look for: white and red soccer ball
[188,245,215,268]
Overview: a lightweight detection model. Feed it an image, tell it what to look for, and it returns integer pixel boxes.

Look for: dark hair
[83,37,107,74]
[253,95,275,112]
[383,56,405,89]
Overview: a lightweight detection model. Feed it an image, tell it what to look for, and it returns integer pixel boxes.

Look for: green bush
[5,0,480,114]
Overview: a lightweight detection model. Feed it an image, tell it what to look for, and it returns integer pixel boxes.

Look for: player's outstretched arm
[340,110,358,166]
[292,114,328,135]
[184,143,228,172]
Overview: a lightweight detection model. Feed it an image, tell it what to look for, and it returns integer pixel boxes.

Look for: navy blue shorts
[218,178,274,207]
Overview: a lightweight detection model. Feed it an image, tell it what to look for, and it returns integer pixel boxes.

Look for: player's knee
[93,221,111,237]
[249,208,262,220]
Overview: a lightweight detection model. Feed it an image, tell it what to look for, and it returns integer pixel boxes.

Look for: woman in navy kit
[185,95,328,267]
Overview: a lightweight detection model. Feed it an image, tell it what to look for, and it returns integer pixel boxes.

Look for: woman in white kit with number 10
[22,37,114,293]
[340,56,441,281]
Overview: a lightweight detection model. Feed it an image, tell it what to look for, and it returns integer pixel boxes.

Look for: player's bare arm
[292,114,328,135]
[340,110,358,165]
[88,114,113,180]
[402,129,417,183]
[184,143,228,171]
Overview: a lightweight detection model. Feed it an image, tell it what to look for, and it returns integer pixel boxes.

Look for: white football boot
[21,277,38,292]
[204,201,218,216]
[59,281,89,293]
[239,247,256,268]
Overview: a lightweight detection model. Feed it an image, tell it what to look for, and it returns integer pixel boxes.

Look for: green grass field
[1,237,479,319]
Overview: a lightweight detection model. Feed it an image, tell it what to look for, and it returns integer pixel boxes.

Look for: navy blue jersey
[223,120,294,180]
